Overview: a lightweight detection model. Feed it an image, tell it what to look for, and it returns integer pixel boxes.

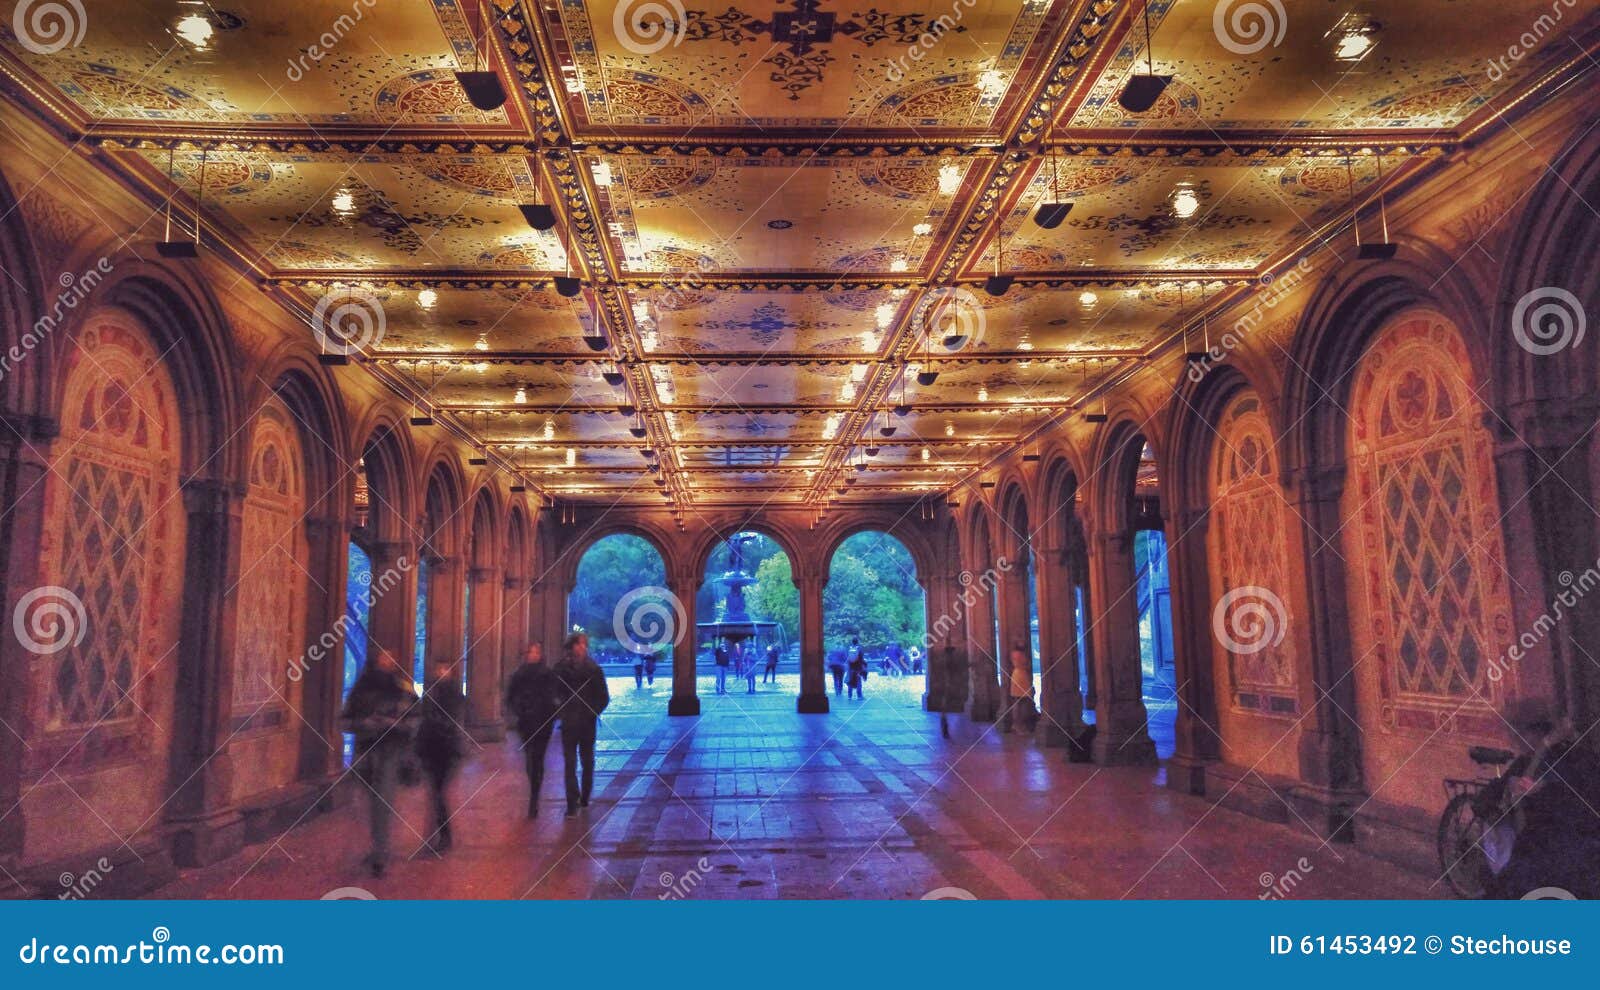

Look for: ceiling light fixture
[173,8,215,50]
[474,334,489,351]
[912,222,932,237]
[1117,1,1172,113]
[157,147,203,259]
[1353,153,1398,260]
[455,17,508,110]
[1034,148,1073,229]
[1327,14,1382,63]
[514,385,528,404]
[602,363,626,387]
[984,231,1013,297]
[1170,182,1200,219]
[417,288,438,309]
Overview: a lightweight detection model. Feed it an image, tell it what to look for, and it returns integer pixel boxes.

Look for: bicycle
[1437,745,1531,898]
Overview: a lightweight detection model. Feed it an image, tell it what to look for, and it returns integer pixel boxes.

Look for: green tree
[750,552,799,641]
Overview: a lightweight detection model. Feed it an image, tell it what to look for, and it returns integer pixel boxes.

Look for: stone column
[1035,543,1086,746]
[797,567,828,713]
[1163,508,1219,793]
[501,574,528,704]
[1086,530,1156,764]
[424,554,462,682]
[365,539,419,676]
[964,564,1003,723]
[1287,466,1365,835]
[997,553,1033,714]
[164,478,248,866]
[0,414,56,868]
[667,567,700,715]
[296,515,349,784]
[466,564,504,737]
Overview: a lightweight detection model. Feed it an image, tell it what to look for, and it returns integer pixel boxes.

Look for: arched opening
[823,530,928,709]
[695,531,797,701]
[999,486,1039,731]
[1130,442,1177,760]
[567,532,671,709]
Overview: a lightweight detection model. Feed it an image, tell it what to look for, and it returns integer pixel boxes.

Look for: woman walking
[341,648,417,877]
[416,657,466,853]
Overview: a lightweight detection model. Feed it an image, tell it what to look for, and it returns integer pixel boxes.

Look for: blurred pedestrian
[340,648,417,877]
[506,642,558,818]
[416,657,466,853]
[553,631,610,817]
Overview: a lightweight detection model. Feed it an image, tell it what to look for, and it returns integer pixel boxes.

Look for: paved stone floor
[154,675,1434,900]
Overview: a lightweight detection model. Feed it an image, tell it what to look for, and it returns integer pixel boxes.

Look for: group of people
[709,640,782,695]
[338,630,610,877]
[827,637,873,700]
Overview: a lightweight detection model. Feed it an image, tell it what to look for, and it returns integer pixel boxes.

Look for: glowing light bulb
[543,418,555,440]
[474,335,489,351]
[938,163,961,196]
[331,188,356,216]
[417,288,437,309]
[977,385,988,402]
[921,447,930,462]
[174,12,214,49]
[566,448,576,467]
[875,302,895,328]
[976,69,1006,100]
[890,257,909,273]
[944,421,955,437]
[1171,185,1200,219]
[912,222,932,237]
[1079,290,1098,310]
[514,386,527,404]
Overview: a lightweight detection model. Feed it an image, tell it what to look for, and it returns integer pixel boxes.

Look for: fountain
[697,533,785,658]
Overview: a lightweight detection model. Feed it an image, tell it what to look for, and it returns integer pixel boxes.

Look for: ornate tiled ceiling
[3,0,1595,513]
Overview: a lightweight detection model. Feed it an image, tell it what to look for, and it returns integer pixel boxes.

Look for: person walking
[340,648,417,877]
[416,657,466,853]
[505,642,558,818]
[829,648,846,697]
[1007,642,1037,733]
[644,649,658,686]
[847,638,867,701]
[763,643,779,684]
[553,631,610,817]
[745,651,758,694]
[714,640,730,695]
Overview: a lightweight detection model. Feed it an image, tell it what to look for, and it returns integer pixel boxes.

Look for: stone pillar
[0,415,56,868]
[164,478,248,866]
[1035,543,1086,746]
[1287,466,1365,835]
[1086,530,1156,764]
[964,562,1003,723]
[296,515,349,783]
[466,564,504,737]
[365,539,419,675]
[1164,508,1220,793]
[667,567,700,715]
[501,574,528,706]
[997,552,1033,714]
[424,554,462,682]
[797,567,828,713]
[529,573,564,655]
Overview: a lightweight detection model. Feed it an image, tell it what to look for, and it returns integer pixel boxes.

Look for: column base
[667,694,701,716]
[1092,728,1157,766]
[168,807,246,867]
[797,693,830,714]
[1164,754,1208,795]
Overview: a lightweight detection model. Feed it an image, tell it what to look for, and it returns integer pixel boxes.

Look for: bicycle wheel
[1437,792,1490,898]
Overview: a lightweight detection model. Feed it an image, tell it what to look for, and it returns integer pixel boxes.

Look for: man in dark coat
[505,641,558,817]
[340,648,417,877]
[416,657,466,852]
[553,631,610,816]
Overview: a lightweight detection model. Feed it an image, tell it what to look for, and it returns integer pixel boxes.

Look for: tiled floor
[153,676,1435,900]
